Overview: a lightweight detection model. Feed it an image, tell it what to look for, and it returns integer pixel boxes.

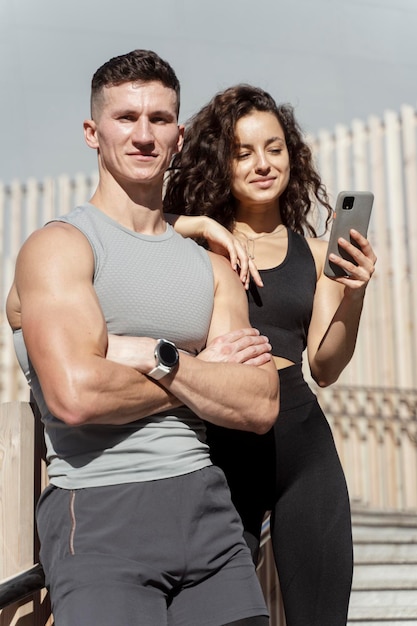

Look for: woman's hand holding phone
[324,191,377,293]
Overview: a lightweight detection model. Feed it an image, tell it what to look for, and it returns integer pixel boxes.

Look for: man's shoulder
[174,229,212,262]
[207,251,242,288]
[207,250,234,270]
[18,211,93,266]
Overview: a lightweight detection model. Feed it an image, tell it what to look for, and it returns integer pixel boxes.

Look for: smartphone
[324,191,374,278]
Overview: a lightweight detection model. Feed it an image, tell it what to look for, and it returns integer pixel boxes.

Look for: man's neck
[89,178,167,235]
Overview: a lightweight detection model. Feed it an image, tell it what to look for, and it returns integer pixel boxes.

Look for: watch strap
[147,363,172,380]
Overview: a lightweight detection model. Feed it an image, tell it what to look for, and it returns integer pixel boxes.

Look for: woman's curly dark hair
[163,84,332,237]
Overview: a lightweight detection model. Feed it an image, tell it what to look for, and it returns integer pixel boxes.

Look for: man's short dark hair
[91,49,180,118]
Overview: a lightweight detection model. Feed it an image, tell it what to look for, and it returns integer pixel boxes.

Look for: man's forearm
[102,330,278,432]
[39,356,183,427]
[158,353,279,434]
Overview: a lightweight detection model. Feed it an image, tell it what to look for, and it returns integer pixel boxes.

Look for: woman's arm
[307,230,377,387]
[167,213,263,289]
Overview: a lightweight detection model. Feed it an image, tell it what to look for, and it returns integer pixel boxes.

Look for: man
[6,49,279,626]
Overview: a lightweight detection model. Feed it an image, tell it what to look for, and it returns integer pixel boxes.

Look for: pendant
[247,239,255,260]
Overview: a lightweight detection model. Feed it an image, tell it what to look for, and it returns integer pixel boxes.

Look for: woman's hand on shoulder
[206,222,264,289]
[172,214,263,289]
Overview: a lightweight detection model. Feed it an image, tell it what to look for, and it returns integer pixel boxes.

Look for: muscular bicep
[206,252,252,344]
[16,223,107,396]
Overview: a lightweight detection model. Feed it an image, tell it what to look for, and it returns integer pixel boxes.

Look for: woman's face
[231,110,290,210]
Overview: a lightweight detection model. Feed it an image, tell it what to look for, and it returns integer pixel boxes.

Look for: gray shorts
[37,466,268,626]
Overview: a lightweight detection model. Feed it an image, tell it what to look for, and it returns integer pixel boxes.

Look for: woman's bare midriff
[272,355,295,370]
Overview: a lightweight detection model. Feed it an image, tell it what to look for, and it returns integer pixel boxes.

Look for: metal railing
[0,564,44,610]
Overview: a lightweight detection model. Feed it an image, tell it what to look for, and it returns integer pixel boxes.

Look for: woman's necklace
[234,224,285,260]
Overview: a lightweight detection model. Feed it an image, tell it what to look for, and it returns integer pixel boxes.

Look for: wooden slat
[9,181,23,265]
[57,174,72,217]
[0,183,5,260]
[368,114,396,387]
[316,128,337,202]
[335,123,353,193]
[384,110,413,387]
[401,104,417,376]
[39,178,55,226]
[25,179,40,239]
[0,402,34,579]
[350,119,376,385]
[0,402,52,625]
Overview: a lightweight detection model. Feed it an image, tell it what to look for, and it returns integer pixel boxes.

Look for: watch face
[158,340,179,367]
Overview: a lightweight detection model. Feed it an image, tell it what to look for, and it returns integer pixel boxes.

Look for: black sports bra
[247,228,317,363]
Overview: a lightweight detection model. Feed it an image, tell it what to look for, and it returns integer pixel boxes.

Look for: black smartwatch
[147,339,179,380]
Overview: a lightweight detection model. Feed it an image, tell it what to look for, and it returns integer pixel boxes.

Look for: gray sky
[1,0,416,184]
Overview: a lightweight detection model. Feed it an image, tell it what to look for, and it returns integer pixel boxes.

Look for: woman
[163,85,377,626]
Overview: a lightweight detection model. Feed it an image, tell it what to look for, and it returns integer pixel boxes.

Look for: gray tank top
[14,203,214,488]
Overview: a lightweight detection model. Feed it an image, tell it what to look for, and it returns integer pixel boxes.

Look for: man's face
[85,81,183,187]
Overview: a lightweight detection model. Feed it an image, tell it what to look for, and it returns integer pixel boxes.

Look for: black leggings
[207,364,353,626]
